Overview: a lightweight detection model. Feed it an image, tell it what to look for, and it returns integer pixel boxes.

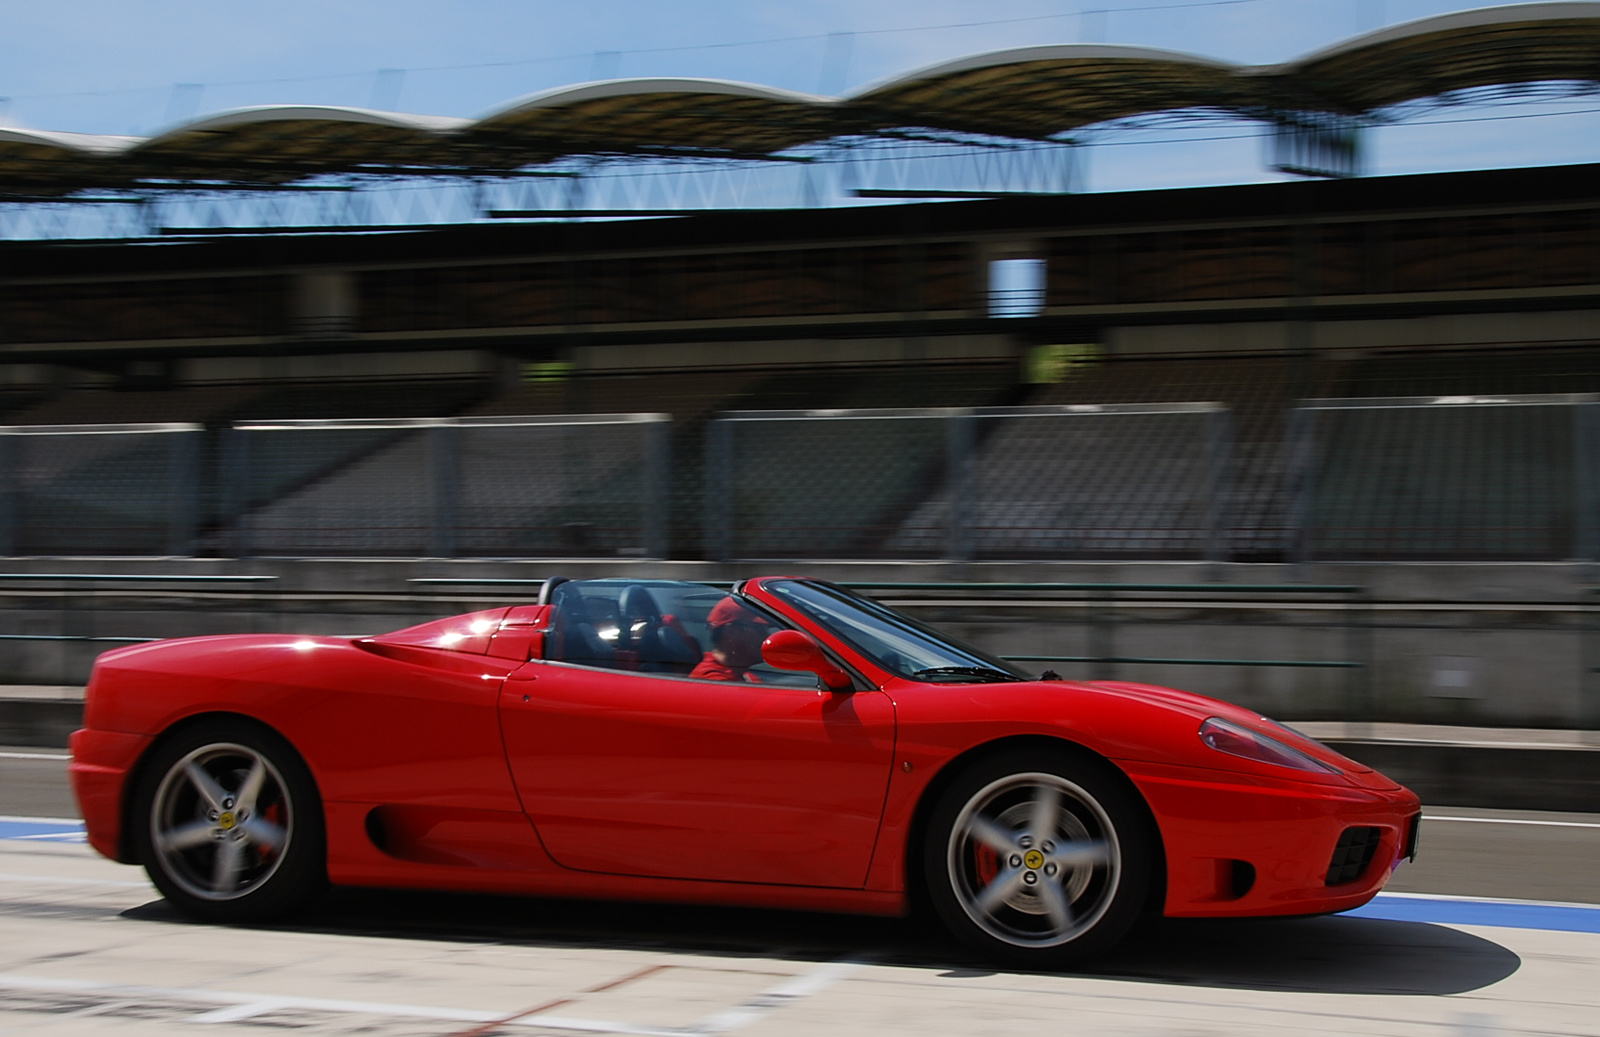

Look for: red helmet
[705,596,773,631]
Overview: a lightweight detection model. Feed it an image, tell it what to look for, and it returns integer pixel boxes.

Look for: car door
[498,660,896,888]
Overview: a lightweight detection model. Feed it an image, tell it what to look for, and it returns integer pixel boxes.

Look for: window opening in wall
[989,258,1046,317]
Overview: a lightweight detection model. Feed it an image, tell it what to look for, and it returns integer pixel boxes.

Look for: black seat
[618,584,702,674]
[547,583,615,667]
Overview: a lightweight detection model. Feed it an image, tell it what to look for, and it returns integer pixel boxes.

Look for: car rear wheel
[132,719,326,922]
[925,749,1154,967]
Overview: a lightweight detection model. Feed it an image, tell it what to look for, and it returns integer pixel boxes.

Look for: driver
[690,597,775,682]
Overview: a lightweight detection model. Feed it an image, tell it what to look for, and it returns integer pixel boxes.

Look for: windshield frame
[758,578,1031,683]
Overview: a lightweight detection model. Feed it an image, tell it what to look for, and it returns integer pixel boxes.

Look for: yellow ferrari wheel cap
[1023,849,1044,870]
[218,812,236,830]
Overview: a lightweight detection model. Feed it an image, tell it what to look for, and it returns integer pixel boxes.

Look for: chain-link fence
[0,423,201,555]
[705,404,1230,560]
[230,414,669,557]
[1288,394,1600,561]
[8,396,1600,563]
[704,408,954,559]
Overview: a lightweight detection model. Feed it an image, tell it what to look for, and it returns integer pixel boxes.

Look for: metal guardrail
[0,634,157,644]
[842,582,1371,685]
[0,575,1373,714]
[0,573,278,583]
[0,575,281,656]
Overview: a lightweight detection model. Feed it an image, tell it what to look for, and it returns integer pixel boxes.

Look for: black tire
[131,717,327,923]
[923,747,1155,968]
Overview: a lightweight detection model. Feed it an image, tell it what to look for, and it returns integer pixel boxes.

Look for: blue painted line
[1350,894,1600,934]
[0,814,1596,932]
[0,820,85,841]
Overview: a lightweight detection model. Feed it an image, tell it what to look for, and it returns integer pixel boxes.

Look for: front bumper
[68,728,153,864]
[1124,760,1421,918]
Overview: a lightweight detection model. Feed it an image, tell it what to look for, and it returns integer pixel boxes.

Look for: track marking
[0,751,70,760]
[447,963,673,1037]
[692,958,865,1035]
[0,872,150,888]
[0,973,510,1028]
[1378,891,1600,911]
[1355,892,1600,933]
[0,818,86,841]
[0,958,866,1035]
[1422,814,1600,829]
[10,831,85,842]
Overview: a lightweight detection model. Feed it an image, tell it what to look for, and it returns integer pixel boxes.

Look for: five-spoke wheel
[926,751,1153,966]
[133,720,325,922]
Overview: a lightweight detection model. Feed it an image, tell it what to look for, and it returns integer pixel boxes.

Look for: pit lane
[3,749,1599,1036]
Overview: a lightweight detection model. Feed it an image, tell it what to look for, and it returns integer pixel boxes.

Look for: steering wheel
[616,584,664,652]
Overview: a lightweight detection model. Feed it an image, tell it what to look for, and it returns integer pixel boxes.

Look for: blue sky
[2,0,1597,193]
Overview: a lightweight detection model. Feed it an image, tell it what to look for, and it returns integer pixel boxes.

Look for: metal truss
[0,136,1084,241]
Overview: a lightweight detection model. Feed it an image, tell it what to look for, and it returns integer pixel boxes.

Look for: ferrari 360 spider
[70,577,1419,966]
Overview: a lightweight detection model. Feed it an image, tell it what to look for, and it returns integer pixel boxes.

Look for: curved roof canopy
[847,46,1253,140]
[1267,2,1600,111]
[125,107,471,184]
[0,128,140,195]
[469,80,837,162]
[1,2,1597,196]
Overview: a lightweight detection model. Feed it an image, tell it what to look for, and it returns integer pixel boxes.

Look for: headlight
[1199,716,1338,774]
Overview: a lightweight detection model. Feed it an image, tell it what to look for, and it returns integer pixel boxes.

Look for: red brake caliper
[260,801,284,862]
[975,842,1001,886]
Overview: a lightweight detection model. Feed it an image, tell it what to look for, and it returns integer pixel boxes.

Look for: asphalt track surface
[4,748,1600,1036]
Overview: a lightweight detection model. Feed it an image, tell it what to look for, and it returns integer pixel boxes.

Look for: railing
[845,581,1372,717]
[0,574,279,650]
[1287,393,1600,562]
[4,394,1597,564]
[705,403,1230,562]
[7,573,1598,728]
[0,414,672,560]
[227,413,671,558]
[0,422,203,556]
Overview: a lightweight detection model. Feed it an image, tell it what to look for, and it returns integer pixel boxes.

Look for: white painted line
[0,751,70,760]
[1422,815,1600,829]
[192,1002,279,1024]
[0,814,81,824]
[55,999,137,1022]
[692,958,865,1035]
[12,832,86,842]
[0,872,151,888]
[1379,891,1600,911]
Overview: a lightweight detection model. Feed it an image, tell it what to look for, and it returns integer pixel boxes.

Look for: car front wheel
[925,749,1155,967]
[132,719,326,922]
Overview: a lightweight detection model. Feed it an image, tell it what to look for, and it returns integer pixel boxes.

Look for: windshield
[764,579,1029,683]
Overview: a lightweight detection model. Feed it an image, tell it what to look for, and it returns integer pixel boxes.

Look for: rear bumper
[1125,762,1421,918]
[68,728,153,864]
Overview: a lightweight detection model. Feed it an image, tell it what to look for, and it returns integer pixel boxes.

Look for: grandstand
[3,159,1599,560]
[2,3,1599,564]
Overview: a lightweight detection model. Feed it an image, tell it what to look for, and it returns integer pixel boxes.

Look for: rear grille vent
[1326,826,1382,886]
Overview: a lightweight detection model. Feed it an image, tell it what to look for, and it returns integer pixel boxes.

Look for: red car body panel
[70,576,1419,922]
[499,665,897,887]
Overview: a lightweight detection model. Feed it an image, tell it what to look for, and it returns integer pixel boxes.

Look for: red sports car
[70,577,1419,966]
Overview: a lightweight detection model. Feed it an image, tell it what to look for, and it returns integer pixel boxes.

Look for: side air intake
[1326,826,1382,886]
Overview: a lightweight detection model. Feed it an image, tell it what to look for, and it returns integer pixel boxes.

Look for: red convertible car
[70,577,1419,966]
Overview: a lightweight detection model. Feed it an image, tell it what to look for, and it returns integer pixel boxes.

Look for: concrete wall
[0,557,1594,728]
[1104,311,1600,358]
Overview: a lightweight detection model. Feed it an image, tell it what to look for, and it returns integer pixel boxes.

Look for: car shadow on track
[123,888,1519,996]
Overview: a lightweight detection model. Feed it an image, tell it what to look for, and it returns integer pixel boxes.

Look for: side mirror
[762,629,853,693]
